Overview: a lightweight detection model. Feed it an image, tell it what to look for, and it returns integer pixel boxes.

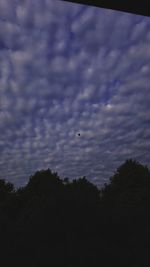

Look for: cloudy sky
[0,0,150,188]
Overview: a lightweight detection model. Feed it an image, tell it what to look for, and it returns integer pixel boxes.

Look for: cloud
[0,0,150,188]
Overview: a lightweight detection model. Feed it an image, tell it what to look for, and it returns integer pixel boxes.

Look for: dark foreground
[0,159,150,266]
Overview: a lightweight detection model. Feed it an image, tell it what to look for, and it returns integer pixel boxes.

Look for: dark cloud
[0,0,150,188]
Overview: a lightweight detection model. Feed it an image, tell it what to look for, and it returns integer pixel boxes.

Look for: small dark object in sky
[78,133,80,136]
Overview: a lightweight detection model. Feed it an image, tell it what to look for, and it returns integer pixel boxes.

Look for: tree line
[0,159,150,266]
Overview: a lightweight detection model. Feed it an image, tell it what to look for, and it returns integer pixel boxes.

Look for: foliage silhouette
[101,159,150,208]
[0,159,150,266]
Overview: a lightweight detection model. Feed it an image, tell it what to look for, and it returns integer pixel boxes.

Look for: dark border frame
[62,0,150,17]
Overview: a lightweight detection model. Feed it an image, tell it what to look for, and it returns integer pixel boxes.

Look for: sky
[0,0,150,188]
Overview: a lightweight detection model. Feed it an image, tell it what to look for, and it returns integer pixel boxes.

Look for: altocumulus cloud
[0,0,150,187]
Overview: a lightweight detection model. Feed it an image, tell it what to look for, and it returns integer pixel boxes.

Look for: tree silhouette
[100,159,150,263]
[0,179,14,202]
[101,159,150,207]
[0,159,150,266]
[25,169,63,194]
